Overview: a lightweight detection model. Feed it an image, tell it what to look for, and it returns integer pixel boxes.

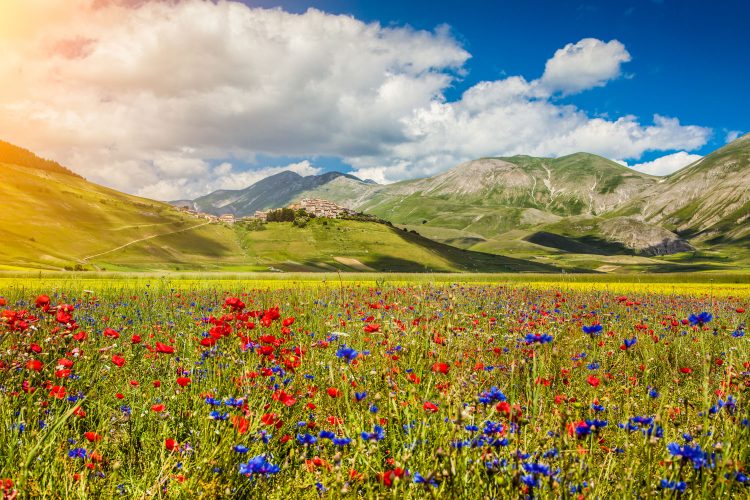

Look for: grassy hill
[0,161,249,270]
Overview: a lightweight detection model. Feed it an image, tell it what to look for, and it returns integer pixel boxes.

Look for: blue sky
[247,0,747,159]
[2,0,747,198]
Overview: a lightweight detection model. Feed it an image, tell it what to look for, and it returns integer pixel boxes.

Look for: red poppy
[131,334,142,344]
[680,367,693,374]
[49,385,66,399]
[151,404,165,412]
[176,376,191,387]
[111,355,126,368]
[165,438,178,451]
[431,362,450,374]
[103,328,119,339]
[380,468,406,487]
[272,390,296,407]
[587,375,601,387]
[85,432,102,442]
[35,294,51,309]
[496,401,511,416]
[155,342,175,354]
[326,387,342,398]
[423,401,439,413]
[26,359,43,372]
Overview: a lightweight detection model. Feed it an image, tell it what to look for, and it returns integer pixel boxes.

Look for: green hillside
[0,161,247,270]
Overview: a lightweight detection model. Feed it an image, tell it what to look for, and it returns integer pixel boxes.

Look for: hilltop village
[177,198,356,224]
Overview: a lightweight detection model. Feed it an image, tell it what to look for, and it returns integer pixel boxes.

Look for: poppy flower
[165,438,178,452]
[35,294,51,308]
[423,401,439,413]
[49,385,66,399]
[26,359,43,372]
[111,355,126,367]
[587,376,601,387]
[151,404,165,412]
[272,390,296,407]
[326,387,342,398]
[103,328,119,339]
[155,342,175,354]
[176,377,191,387]
[84,432,102,442]
[432,362,450,374]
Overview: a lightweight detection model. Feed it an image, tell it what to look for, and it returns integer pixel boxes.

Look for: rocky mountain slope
[632,133,750,242]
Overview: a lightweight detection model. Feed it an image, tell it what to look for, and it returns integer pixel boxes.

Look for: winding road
[81,222,210,262]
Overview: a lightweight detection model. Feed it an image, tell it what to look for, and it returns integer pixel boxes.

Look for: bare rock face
[598,217,693,255]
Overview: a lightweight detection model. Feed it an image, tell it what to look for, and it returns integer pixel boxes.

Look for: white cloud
[628,151,702,176]
[726,130,743,143]
[0,1,711,197]
[539,38,631,95]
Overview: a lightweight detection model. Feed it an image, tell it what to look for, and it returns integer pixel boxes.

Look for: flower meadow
[0,281,749,498]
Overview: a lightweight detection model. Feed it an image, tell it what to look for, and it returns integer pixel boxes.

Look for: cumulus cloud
[627,151,702,176]
[0,0,711,197]
[539,38,631,95]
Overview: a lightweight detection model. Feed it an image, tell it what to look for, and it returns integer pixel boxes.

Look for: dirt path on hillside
[81,222,210,262]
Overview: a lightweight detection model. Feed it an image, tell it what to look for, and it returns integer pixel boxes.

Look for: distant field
[2,272,749,297]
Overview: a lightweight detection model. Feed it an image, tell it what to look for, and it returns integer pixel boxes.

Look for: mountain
[1,141,553,273]
[187,171,373,216]
[352,153,658,234]
[634,132,750,242]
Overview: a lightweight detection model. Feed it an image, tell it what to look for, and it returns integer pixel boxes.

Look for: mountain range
[1,133,747,273]
[176,133,749,272]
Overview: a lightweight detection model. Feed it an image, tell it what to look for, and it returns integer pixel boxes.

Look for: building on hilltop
[296,198,354,218]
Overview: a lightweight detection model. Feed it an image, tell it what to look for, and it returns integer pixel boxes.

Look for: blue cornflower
[667,442,715,469]
[688,312,713,326]
[623,337,637,348]
[478,386,506,404]
[413,472,439,487]
[233,444,249,454]
[296,433,317,445]
[582,324,603,335]
[68,448,88,459]
[525,333,553,344]
[239,455,280,476]
[331,437,352,447]
[319,430,335,440]
[660,479,687,492]
[335,345,359,363]
[361,425,386,441]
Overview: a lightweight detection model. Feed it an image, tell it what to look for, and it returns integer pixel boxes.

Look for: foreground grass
[0,280,749,498]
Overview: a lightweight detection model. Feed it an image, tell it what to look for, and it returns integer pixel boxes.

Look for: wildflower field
[1,277,749,498]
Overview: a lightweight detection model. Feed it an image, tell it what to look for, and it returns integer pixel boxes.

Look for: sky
[0,0,746,200]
